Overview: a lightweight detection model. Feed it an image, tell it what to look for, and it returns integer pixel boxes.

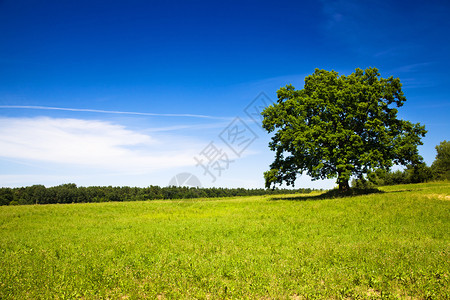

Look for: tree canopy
[262,67,427,191]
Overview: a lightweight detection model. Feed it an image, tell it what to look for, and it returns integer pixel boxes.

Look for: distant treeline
[351,163,445,189]
[0,184,315,206]
[352,140,449,188]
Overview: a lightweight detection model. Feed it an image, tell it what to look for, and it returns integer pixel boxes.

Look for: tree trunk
[339,180,350,192]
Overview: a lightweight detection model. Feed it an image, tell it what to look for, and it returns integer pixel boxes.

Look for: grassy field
[0,182,449,299]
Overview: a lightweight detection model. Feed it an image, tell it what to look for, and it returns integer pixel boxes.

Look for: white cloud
[0,117,339,189]
[0,117,198,173]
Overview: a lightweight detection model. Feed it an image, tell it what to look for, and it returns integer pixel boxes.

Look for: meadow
[0,182,448,299]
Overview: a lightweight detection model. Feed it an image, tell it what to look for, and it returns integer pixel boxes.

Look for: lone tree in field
[262,67,427,191]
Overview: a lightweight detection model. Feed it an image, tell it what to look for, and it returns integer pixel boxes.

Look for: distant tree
[28,185,47,204]
[262,67,427,191]
[0,188,14,206]
[431,140,450,180]
[405,163,433,183]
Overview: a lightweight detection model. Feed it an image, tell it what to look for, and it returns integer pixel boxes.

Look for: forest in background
[0,184,314,206]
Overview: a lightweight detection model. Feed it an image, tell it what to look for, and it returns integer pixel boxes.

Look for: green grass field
[0,182,449,299]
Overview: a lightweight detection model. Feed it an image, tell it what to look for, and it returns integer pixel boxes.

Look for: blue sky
[0,0,449,189]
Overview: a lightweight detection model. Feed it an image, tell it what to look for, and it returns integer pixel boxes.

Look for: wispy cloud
[142,121,232,133]
[0,117,200,173]
[389,62,434,74]
[320,0,357,28]
[0,105,232,120]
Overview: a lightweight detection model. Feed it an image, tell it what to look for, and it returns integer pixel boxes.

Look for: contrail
[0,105,232,120]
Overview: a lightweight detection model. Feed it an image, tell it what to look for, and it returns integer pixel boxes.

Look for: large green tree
[262,67,427,191]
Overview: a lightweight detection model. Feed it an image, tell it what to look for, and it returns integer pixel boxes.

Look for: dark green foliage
[352,163,434,188]
[262,67,427,191]
[0,188,13,206]
[405,163,434,183]
[0,184,313,206]
[352,141,448,188]
[431,140,450,180]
